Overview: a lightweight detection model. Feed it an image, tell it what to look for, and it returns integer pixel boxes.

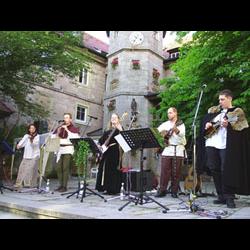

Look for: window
[76,105,88,123]
[170,52,179,59]
[79,68,88,85]
[105,73,108,91]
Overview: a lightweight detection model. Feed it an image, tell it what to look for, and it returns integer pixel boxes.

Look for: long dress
[15,134,40,188]
[95,129,122,194]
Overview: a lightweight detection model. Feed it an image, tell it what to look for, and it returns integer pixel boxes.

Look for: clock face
[129,32,144,45]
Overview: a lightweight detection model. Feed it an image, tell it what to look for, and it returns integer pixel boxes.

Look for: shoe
[103,191,116,195]
[155,191,166,198]
[54,186,63,192]
[213,199,226,204]
[226,198,236,208]
[171,193,178,198]
[13,184,22,188]
[58,187,67,192]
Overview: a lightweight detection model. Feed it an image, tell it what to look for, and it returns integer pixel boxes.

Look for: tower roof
[106,31,166,38]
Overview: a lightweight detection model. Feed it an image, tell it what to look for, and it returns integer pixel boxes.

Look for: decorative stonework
[107,99,116,111]
[110,79,119,90]
[152,68,160,79]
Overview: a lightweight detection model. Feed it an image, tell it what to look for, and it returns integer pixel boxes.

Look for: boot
[211,171,223,196]
[213,194,226,204]
[226,198,236,208]
[155,190,167,198]
[171,193,178,198]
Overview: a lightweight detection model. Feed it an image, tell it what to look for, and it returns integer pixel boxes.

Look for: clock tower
[104,31,165,170]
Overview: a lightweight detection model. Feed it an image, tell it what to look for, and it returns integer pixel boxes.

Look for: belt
[60,144,73,147]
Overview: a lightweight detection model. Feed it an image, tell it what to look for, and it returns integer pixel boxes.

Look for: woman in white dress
[14,124,40,188]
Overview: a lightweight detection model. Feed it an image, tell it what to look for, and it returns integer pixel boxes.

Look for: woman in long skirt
[14,124,40,188]
[95,113,123,195]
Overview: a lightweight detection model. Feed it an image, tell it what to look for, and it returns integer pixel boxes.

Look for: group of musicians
[13,89,249,209]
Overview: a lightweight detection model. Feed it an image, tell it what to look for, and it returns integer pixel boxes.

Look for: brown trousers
[159,156,183,194]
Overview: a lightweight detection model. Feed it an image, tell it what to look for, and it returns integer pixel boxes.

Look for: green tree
[153,31,250,141]
[0,31,91,119]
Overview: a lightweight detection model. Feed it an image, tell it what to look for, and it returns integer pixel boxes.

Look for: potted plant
[132,59,140,70]
[73,140,90,181]
[111,57,118,69]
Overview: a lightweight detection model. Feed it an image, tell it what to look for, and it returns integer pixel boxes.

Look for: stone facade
[104,31,165,170]
[2,31,180,176]
[32,54,106,135]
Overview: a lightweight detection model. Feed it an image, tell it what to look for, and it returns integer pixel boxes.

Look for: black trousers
[206,146,234,200]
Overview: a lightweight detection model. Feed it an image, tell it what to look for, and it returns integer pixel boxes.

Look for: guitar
[204,115,238,139]
[96,112,128,163]
[184,166,202,193]
[162,128,175,146]
[160,119,183,146]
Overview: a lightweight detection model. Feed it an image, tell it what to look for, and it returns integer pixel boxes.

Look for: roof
[106,31,167,38]
[83,32,179,60]
[163,47,180,62]
[83,32,109,55]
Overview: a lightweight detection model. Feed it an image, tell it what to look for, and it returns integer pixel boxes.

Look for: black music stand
[61,138,107,202]
[117,128,169,213]
[0,141,14,194]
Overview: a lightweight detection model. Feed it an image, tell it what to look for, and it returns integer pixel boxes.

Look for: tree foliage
[153,31,250,140]
[0,31,91,119]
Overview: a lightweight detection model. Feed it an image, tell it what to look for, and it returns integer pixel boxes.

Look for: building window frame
[75,104,88,124]
[79,68,89,86]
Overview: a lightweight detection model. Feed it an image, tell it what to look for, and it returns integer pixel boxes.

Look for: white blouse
[17,134,40,159]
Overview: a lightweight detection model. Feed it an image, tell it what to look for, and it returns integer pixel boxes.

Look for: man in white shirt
[202,89,249,208]
[155,107,186,198]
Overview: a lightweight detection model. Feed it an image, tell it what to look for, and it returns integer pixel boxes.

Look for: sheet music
[39,133,51,147]
[115,134,131,153]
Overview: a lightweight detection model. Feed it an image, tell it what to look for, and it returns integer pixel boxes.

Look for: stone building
[2,31,182,175]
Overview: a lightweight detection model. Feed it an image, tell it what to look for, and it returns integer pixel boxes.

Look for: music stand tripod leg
[81,186,107,202]
[119,147,169,213]
[61,179,81,197]
[0,180,14,194]
[143,194,169,213]
[62,180,107,202]
[0,186,14,193]
[118,198,134,211]
[64,189,80,198]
